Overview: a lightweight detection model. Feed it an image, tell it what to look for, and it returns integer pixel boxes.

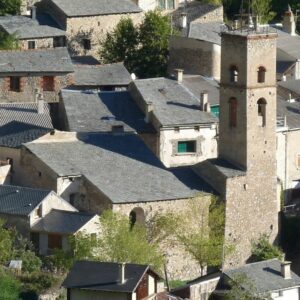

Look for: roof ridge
[1,184,52,194]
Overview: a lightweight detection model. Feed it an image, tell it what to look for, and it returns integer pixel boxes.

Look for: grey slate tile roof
[62,261,159,292]
[24,134,210,203]
[31,209,96,234]
[132,78,218,127]
[188,22,223,45]
[71,56,100,66]
[182,75,220,106]
[224,259,300,295]
[61,90,154,133]
[0,102,53,148]
[0,14,65,39]
[277,97,300,129]
[0,185,51,216]
[278,79,300,96]
[50,0,142,17]
[72,63,131,87]
[277,61,295,75]
[0,48,73,73]
[276,29,300,60]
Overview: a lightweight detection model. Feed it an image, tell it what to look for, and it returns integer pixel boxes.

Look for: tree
[0,0,21,15]
[54,210,165,272]
[100,17,138,72]
[251,0,276,24]
[251,234,284,262]
[0,32,19,50]
[99,10,173,78]
[0,219,15,265]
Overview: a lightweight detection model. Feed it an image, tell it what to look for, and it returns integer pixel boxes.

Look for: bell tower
[219,29,277,174]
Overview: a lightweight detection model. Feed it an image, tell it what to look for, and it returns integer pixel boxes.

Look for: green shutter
[178,142,187,153]
[178,141,196,153]
[211,105,220,118]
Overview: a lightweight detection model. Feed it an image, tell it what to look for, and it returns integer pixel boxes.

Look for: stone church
[194,26,280,268]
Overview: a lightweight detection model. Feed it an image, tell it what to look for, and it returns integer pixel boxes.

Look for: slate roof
[50,0,142,17]
[182,75,220,106]
[132,78,218,127]
[62,261,158,292]
[0,48,74,73]
[278,80,300,96]
[0,102,53,148]
[71,56,100,66]
[0,185,51,216]
[224,259,300,295]
[61,90,154,133]
[277,61,295,75]
[188,22,223,45]
[276,29,300,60]
[0,14,65,39]
[24,134,211,203]
[277,97,300,130]
[31,209,96,234]
[72,63,131,87]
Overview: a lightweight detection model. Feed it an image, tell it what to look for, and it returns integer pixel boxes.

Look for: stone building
[37,0,143,56]
[129,76,218,167]
[17,131,213,279]
[193,27,279,268]
[0,48,74,103]
[0,185,99,255]
[0,13,66,50]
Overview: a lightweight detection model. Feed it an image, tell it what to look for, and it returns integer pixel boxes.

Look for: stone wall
[0,73,73,103]
[168,36,221,79]
[113,194,211,280]
[19,37,58,50]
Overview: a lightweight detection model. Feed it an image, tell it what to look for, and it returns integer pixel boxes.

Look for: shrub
[0,268,21,300]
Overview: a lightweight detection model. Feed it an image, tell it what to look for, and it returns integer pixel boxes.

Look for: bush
[18,250,42,273]
[0,269,21,300]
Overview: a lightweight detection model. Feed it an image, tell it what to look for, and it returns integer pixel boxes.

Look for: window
[53,36,66,48]
[82,38,91,50]
[257,98,267,127]
[129,207,145,229]
[28,41,35,49]
[9,77,21,92]
[230,66,238,83]
[174,127,180,133]
[229,98,237,127]
[42,76,55,91]
[178,141,196,153]
[48,234,62,250]
[257,66,266,83]
[35,205,42,218]
[158,0,174,9]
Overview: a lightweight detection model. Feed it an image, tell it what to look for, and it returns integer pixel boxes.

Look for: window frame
[257,66,266,83]
[42,76,55,92]
[177,140,197,154]
[82,38,91,50]
[28,40,36,49]
[9,76,21,92]
[230,65,239,83]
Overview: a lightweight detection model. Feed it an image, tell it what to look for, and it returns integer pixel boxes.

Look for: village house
[0,185,99,255]
[62,261,163,300]
[16,131,213,279]
[37,0,143,56]
[129,75,218,167]
[0,48,74,103]
[0,9,66,50]
[0,101,53,185]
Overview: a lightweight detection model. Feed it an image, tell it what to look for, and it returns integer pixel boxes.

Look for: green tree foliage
[252,0,276,24]
[0,0,21,15]
[54,210,165,272]
[0,219,15,265]
[251,234,284,262]
[100,10,172,78]
[0,32,19,50]
[0,269,21,300]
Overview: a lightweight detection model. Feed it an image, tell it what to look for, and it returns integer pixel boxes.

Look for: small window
[257,98,267,127]
[82,38,91,50]
[35,205,42,218]
[229,98,237,127]
[48,234,62,249]
[230,66,238,83]
[129,211,137,229]
[258,66,266,83]
[174,127,180,133]
[194,126,200,131]
[28,41,35,49]
[178,141,196,153]
[42,76,55,91]
[112,125,124,133]
[53,36,66,48]
[10,77,21,92]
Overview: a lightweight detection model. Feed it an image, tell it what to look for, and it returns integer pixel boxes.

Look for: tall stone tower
[193,27,279,268]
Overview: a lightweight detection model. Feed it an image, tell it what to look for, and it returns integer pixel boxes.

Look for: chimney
[200,91,208,111]
[119,263,126,284]
[144,101,153,123]
[281,261,291,279]
[30,6,36,20]
[205,102,211,113]
[181,13,187,29]
[283,5,296,35]
[175,69,183,83]
[37,94,44,114]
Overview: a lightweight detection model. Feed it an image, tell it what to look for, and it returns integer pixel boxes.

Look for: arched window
[230,66,239,83]
[229,98,237,127]
[129,207,145,229]
[257,66,266,83]
[257,98,267,127]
